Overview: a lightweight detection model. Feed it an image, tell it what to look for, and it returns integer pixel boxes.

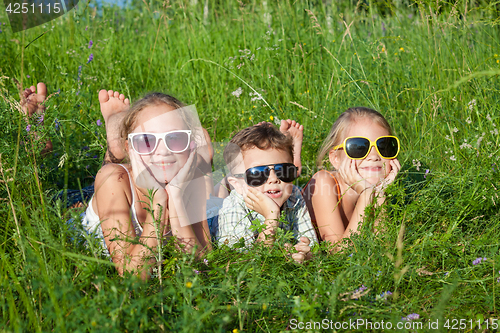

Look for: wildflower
[270,115,274,121]
[203,258,209,265]
[399,47,404,52]
[262,303,267,310]
[487,114,492,121]
[96,119,102,126]
[491,129,499,135]
[273,116,281,126]
[472,257,487,265]
[412,159,421,171]
[26,75,30,78]
[466,117,472,124]
[233,329,239,333]
[55,118,60,130]
[231,87,243,98]
[468,99,476,111]
[450,155,456,161]
[37,114,44,124]
[249,116,252,121]
[424,169,430,179]
[93,155,98,159]
[87,53,94,64]
[26,125,31,132]
[402,313,420,321]
[194,270,200,275]
[452,127,459,133]
[88,40,93,48]
[445,135,450,141]
[185,281,193,288]
[82,146,89,151]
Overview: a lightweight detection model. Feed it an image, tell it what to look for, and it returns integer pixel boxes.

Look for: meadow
[0,0,499,331]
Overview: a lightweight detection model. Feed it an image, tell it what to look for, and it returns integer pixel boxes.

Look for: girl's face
[128,104,190,184]
[329,117,393,185]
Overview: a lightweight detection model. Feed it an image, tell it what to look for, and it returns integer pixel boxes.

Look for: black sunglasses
[233,163,298,187]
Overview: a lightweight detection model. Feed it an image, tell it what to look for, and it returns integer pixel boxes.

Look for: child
[214,123,317,263]
[302,107,401,248]
[84,90,211,279]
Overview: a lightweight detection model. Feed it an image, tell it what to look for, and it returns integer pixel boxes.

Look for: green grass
[0,0,499,331]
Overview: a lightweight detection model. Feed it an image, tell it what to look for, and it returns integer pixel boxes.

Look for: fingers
[299,236,310,245]
[294,243,311,254]
[291,252,305,264]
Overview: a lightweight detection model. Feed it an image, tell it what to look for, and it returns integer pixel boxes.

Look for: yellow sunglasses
[333,136,400,160]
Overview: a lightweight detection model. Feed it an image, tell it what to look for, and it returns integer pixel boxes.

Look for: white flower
[273,116,281,126]
[450,155,457,161]
[412,159,421,171]
[490,129,499,135]
[466,117,472,124]
[487,114,492,121]
[445,135,451,141]
[468,99,476,111]
[231,87,243,98]
[452,127,459,133]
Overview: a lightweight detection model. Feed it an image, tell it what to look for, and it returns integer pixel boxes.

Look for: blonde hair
[316,107,393,168]
[120,92,201,156]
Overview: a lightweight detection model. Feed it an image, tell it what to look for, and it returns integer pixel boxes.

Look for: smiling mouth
[265,190,282,198]
[152,162,176,168]
[361,167,382,172]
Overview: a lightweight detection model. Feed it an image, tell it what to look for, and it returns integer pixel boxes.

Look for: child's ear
[328,149,341,170]
[227,176,245,195]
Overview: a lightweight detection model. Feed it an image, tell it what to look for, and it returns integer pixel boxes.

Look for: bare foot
[20,82,53,155]
[20,82,47,117]
[280,119,303,176]
[99,89,130,163]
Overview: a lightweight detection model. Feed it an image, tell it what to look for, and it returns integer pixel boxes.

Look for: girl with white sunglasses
[83,91,212,279]
[302,107,401,250]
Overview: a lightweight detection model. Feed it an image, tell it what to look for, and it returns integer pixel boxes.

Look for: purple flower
[82,146,89,150]
[26,124,31,132]
[96,119,102,126]
[37,114,44,124]
[26,75,30,78]
[381,22,386,33]
[203,259,209,265]
[88,40,93,48]
[194,270,200,274]
[93,155,98,159]
[472,257,487,265]
[87,53,94,64]
[402,313,420,321]
[86,165,90,169]
[424,169,430,179]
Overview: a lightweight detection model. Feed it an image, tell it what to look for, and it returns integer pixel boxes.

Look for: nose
[267,168,280,183]
[365,145,381,160]
[154,138,172,155]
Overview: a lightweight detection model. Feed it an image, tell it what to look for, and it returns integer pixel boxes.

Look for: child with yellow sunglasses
[302,107,401,250]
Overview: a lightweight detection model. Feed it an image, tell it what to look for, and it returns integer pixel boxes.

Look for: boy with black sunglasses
[212,123,317,263]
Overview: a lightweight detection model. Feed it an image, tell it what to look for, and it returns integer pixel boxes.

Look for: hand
[337,158,372,195]
[129,148,168,203]
[165,146,198,196]
[285,237,313,264]
[244,187,280,221]
[375,159,401,194]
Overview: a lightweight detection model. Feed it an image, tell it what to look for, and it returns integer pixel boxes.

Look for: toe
[37,82,47,98]
[124,98,130,105]
[99,89,110,103]
[113,91,119,98]
[119,93,125,100]
[107,90,114,98]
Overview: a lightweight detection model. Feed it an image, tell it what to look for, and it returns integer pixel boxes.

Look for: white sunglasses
[128,130,192,155]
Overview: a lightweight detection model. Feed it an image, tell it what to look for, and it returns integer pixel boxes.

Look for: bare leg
[99,89,130,164]
[20,82,52,154]
[279,119,303,176]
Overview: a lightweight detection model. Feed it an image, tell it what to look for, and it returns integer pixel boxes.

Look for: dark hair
[223,123,293,172]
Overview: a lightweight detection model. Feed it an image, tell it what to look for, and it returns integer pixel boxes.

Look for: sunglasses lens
[165,132,190,152]
[132,134,157,154]
[377,137,399,158]
[345,137,370,159]
[245,166,268,187]
[274,163,297,183]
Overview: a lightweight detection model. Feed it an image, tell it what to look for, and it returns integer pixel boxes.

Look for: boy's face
[230,147,294,208]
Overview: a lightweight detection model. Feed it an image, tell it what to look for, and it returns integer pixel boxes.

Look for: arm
[94,164,168,279]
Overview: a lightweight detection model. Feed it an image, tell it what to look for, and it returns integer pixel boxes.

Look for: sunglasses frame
[128,130,192,155]
[333,135,400,160]
[233,163,298,187]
